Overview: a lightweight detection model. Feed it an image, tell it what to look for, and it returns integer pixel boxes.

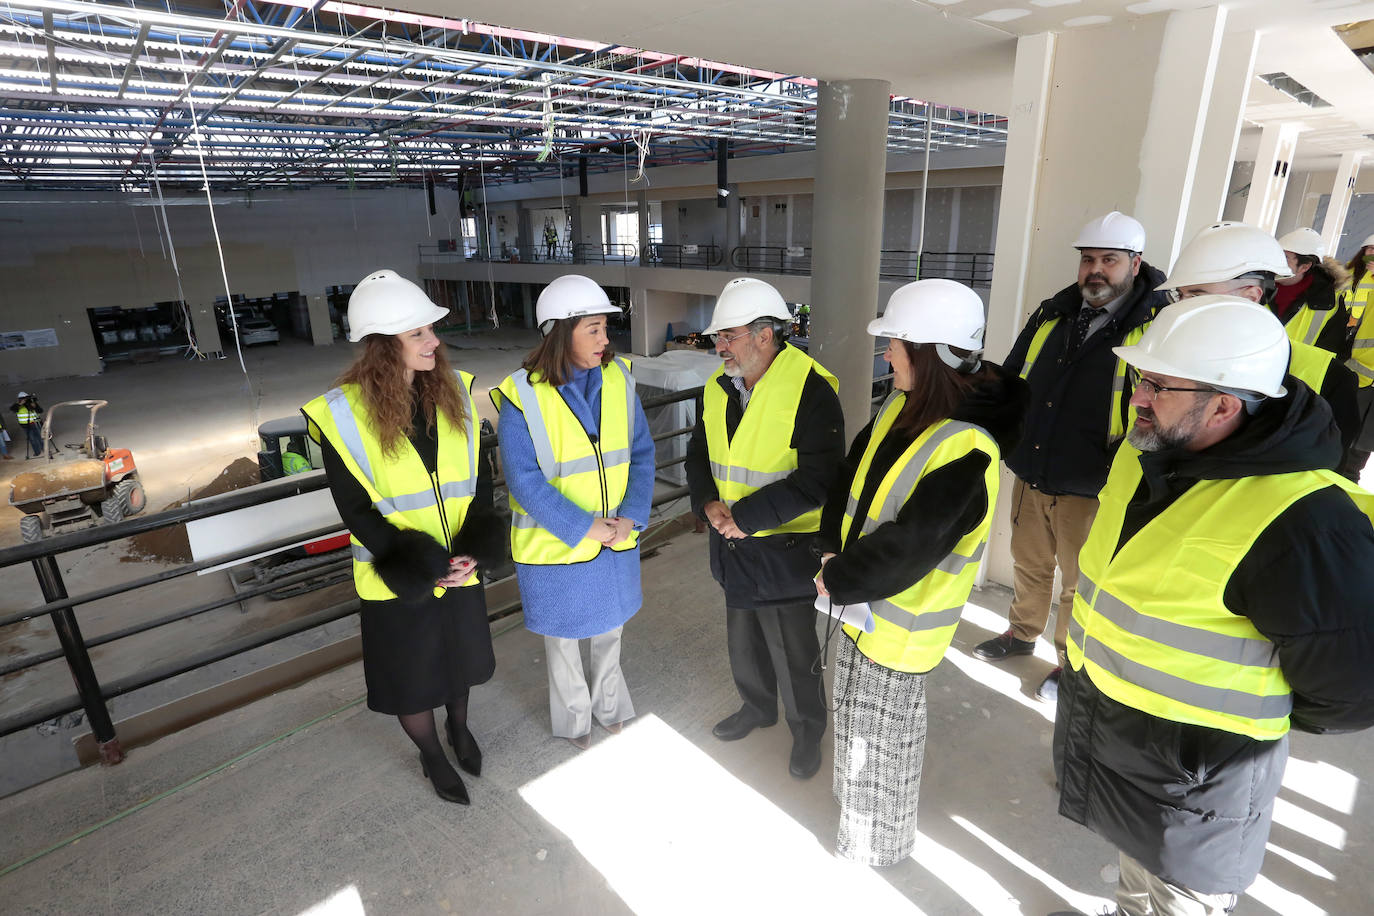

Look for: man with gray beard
[978,212,1168,703]
[1052,295,1374,916]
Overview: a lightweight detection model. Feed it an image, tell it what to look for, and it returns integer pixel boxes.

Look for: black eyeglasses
[1128,367,1217,403]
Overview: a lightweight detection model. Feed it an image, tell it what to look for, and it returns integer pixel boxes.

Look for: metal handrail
[879,249,995,285]
[573,242,637,264]
[0,386,703,758]
[647,243,723,269]
[731,245,812,274]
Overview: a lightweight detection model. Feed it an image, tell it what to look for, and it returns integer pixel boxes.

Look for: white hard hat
[16,391,27,398]
[1074,211,1146,253]
[346,270,449,342]
[1360,234,1374,250]
[1114,295,1289,398]
[1277,227,1324,258]
[535,275,619,335]
[869,279,985,350]
[703,278,793,335]
[1159,221,1292,290]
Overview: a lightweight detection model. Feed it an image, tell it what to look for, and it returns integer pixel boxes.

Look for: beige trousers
[1117,851,1238,916]
[1007,477,1099,666]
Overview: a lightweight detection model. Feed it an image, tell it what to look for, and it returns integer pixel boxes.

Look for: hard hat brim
[1113,344,1287,399]
[347,302,450,342]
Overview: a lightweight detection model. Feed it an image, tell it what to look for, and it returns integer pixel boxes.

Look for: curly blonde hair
[337,334,467,458]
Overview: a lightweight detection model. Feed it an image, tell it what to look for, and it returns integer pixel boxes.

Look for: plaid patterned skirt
[832,636,929,866]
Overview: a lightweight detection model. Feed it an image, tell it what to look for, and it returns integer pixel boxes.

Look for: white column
[1182,28,1258,239]
[1322,152,1363,257]
[808,78,892,436]
[1242,121,1302,234]
[1275,171,1317,237]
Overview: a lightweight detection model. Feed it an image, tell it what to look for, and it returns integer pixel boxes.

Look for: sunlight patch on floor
[1281,757,1359,816]
[295,884,365,916]
[519,714,926,915]
[949,815,1113,915]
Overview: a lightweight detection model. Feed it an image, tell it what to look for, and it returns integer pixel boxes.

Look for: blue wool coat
[497,364,655,639]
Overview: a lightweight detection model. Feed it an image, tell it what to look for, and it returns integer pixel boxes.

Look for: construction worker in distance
[1344,233,1374,323]
[1161,220,1364,479]
[1271,226,1352,360]
[1054,295,1374,916]
[10,391,44,459]
[685,277,844,780]
[976,211,1167,704]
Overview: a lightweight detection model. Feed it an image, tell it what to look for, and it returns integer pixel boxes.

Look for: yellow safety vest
[1068,441,1374,740]
[702,344,838,536]
[16,405,39,426]
[1282,303,1342,353]
[491,358,639,565]
[1287,340,1335,394]
[1347,277,1374,387]
[1018,317,1147,442]
[840,395,1000,673]
[302,372,479,601]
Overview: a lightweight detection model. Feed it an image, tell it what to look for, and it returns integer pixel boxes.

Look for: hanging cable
[478,156,499,329]
[147,153,205,360]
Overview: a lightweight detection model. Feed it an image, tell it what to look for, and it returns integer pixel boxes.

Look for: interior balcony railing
[645,243,724,269]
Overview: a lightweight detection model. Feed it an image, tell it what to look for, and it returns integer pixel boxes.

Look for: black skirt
[358,583,496,715]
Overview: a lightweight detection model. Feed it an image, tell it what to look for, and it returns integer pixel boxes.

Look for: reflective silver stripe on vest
[1077,573,1281,669]
[352,543,374,562]
[1352,338,1374,349]
[512,369,558,480]
[863,420,984,536]
[1111,372,1126,394]
[1347,358,1374,382]
[617,357,637,449]
[710,461,793,489]
[1303,309,1331,346]
[600,446,631,470]
[456,371,478,479]
[510,511,541,529]
[1069,613,1292,720]
[871,601,964,634]
[325,387,400,516]
[935,541,985,576]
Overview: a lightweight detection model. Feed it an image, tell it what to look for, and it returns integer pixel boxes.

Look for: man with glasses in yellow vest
[1053,295,1374,916]
[685,277,844,779]
[977,212,1167,704]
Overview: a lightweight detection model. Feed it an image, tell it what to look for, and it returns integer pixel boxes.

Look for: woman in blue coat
[493,275,655,748]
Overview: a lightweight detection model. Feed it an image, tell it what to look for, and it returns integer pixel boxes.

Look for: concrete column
[571,199,602,262]
[1182,29,1258,238]
[1242,121,1301,233]
[631,287,692,356]
[516,207,533,260]
[1322,152,1363,256]
[660,202,681,246]
[1276,171,1317,237]
[808,78,892,436]
[637,189,650,263]
[984,10,1257,588]
[306,293,332,346]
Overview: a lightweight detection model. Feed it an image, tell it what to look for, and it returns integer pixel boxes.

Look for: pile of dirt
[123,457,263,564]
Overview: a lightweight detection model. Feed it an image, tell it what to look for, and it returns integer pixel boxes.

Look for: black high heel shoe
[420,756,470,805]
[446,718,483,777]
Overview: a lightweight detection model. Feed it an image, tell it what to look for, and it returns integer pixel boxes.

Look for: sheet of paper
[814,592,875,634]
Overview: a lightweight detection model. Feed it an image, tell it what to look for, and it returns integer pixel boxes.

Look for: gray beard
[1080,276,1132,307]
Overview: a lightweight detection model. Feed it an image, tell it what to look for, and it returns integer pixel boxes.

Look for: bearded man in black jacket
[1053,295,1374,916]
[975,212,1168,703]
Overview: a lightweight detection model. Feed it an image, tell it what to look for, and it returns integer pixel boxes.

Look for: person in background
[685,277,844,780]
[1054,295,1374,916]
[815,279,1026,865]
[11,391,44,458]
[977,212,1167,704]
[1344,232,1374,323]
[493,275,654,750]
[0,409,13,460]
[303,269,503,806]
[1271,227,1351,360]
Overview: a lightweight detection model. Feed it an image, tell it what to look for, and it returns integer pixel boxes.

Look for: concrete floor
[1,536,1371,916]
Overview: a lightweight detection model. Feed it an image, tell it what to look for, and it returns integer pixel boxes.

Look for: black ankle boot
[420,756,470,805]
[447,718,483,778]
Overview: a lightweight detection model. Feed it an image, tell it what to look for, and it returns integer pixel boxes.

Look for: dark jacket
[815,363,1027,611]
[1310,355,1361,474]
[1054,379,1374,894]
[685,358,845,607]
[1003,262,1168,496]
[9,397,42,423]
[1272,259,1353,361]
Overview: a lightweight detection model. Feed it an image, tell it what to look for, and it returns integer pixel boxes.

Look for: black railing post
[32,554,123,765]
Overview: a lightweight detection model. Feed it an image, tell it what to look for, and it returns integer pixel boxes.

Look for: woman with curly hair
[303,270,503,805]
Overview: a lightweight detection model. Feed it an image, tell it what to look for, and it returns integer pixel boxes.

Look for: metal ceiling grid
[0,0,1008,190]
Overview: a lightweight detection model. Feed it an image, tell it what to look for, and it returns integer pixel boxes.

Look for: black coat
[685,359,845,607]
[1274,260,1353,361]
[1054,380,1374,893]
[815,363,1028,616]
[1003,263,1168,496]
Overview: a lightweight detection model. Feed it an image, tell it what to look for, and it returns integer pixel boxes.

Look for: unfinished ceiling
[0,0,1007,190]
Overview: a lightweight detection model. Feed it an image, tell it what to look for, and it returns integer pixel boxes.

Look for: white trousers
[1117,851,1238,916]
[544,627,634,739]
